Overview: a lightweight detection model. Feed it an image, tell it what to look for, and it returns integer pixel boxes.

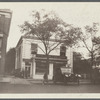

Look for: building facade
[0,9,12,75]
[15,33,73,80]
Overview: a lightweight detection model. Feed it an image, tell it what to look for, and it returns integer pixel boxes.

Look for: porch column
[15,50,18,69]
[32,60,36,78]
[48,63,53,80]
[32,54,36,79]
[30,63,33,78]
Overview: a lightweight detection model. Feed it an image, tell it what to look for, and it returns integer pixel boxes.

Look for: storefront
[23,54,67,80]
[15,32,73,80]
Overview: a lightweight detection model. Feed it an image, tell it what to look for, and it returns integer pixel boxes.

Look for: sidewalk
[10,77,31,85]
[0,76,92,85]
[0,76,31,85]
[0,76,12,83]
[27,79,43,84]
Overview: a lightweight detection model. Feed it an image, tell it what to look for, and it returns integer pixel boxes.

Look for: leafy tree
[5,48,16,74]
[20,10,80,74]
[77,23,100,73]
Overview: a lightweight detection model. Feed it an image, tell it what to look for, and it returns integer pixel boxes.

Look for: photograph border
[0,1,100,99]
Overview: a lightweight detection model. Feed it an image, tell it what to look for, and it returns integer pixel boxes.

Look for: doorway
[25,62,31,78]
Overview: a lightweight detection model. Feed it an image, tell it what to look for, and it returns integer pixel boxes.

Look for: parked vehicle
[53,72,81,85]
[53,66,81,85]
[64,74,80,85]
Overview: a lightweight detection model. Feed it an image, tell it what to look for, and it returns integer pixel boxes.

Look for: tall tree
[77,23,100,73]
[20,10,80,74]
[5,48,16,74]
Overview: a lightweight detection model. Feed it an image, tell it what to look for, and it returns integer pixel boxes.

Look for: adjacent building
[15,32,73,80]
[0,9,12,75]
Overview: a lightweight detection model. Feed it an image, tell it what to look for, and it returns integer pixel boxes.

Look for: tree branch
[93,46,100,52]
[49,41,59,48]
[48,42,61,54]
[38,45,46,54]
[82,39,91,53]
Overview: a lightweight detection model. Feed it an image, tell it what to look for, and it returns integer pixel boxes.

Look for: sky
[0,2,100,57]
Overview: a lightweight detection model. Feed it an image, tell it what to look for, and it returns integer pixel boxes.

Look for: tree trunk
[90,52,94,81]
[46,54,49,74]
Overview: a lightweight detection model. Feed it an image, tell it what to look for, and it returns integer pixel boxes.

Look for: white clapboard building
[15,32,73,80]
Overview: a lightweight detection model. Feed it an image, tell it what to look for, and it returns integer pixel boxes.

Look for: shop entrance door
[25,63,31,78]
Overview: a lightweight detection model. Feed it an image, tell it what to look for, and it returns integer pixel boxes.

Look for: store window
[36,61,47,74]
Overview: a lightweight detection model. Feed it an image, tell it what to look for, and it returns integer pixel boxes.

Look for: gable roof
[16,32,35,48]
[16,32,65,48]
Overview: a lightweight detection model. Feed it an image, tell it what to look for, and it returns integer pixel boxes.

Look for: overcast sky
[0,2,100,57]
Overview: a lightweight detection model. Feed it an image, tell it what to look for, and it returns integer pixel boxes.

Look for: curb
[28,80,91,85]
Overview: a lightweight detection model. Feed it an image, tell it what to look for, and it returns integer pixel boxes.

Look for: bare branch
[82,39,91,53]
[38,45,46,54]
[48,42,61,54]
[49,42,59,48]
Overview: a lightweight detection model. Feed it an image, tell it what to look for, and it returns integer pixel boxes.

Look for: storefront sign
[61,67,71,74]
